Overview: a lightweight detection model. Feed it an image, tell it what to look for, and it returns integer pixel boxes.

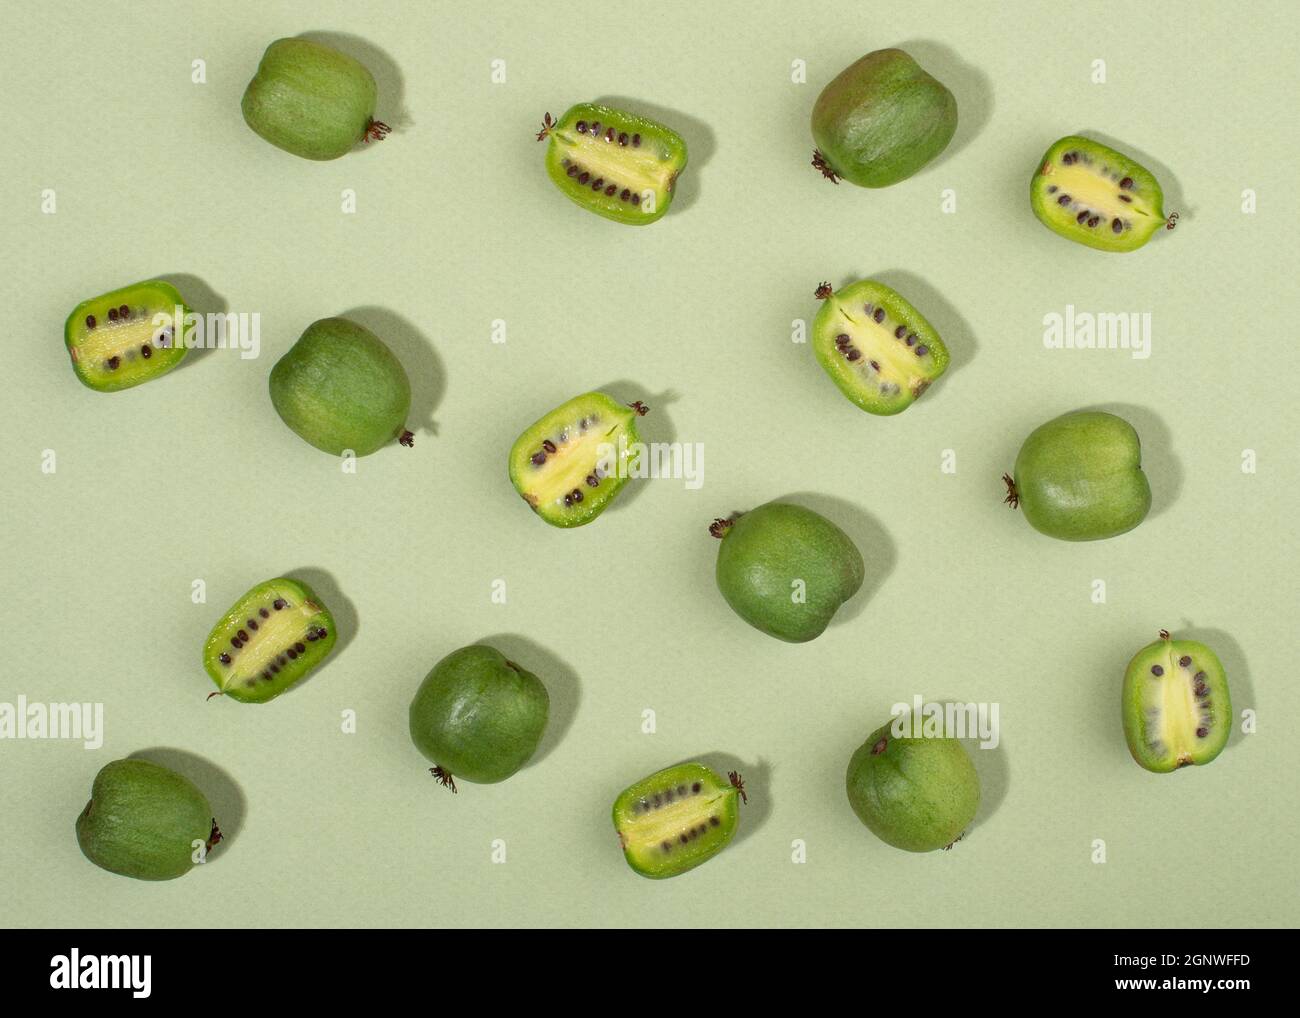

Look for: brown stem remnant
[207,820,224,851]
[1159,629,1171,641]
[398,429,415,448]
[1002,473,1020,509]
[814,281,834,301]
[871,736,888,755]
[627,400,650,416]
[811,150,839,184]
[708,518,733,539]
[430,767,458,794]
[728,770,748,805]
[365,120,391,144]
[1165,211,1179,231]
[535,112,555,142]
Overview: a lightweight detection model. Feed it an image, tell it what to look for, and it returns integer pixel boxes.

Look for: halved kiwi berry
[1122,630,1231,773]
[508,391,649,527]
[65,280,188,392]
[537,103,687,225]
[612,763,746,879]
[1030,135,1178,252]
[203,578,337,703]
[812,280,949,415]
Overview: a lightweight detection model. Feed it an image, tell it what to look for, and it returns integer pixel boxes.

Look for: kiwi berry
[64,280,189,392]
[508,391,649,527]
[203,577,337,703]
[711,501,864,643]
[409,645,550,790]
[845,720,980,852]
[1004,409,1151,542]
[537,103,687,225]
[811,48,957,188]
[1122,630,1232,773]
[241,38,390,160]
[269,317,414,457]
[76,758,221,880]
[1030,136,1178,252]
[812,280,949,415]
[612,763,746,879]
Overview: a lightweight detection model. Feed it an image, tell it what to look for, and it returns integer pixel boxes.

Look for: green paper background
[1,0,1297,928]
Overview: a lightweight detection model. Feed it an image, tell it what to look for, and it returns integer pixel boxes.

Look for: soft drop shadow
[477,633,580,768]
[599,380,679,516]
[781,491,897,626]
[341,305,445,440]
[128,747,246,862]
[1080,128,1188,225]
[594,95,715,215]
[1080,402,1183,520]
[286,567,359,663]
[1173,623,1254,751]
[896,40,994,169]
[299,32,411,136]
[958,731,1010,836]
[161,273,228,371]
[695,752,770,847]
[870,268,980,386]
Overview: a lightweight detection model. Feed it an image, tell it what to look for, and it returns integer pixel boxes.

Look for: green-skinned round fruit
[613,763,746,878]
[1030,135,1177,252]
[508,392,649,527]
[269,317,413,457]
[409,645,550,790]
[64,280,189,392]
[241,38,389,160]
[711,501,864,642]
[76,759,221,880]
[204,577,337,703]
[1122,630,1231,773]
[537,103,687,225]
[811,48,957,188]
[1004,410,1152,541]
[812,279,949,415]
[845,719,980,852]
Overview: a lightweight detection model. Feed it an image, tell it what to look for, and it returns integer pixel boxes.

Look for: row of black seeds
[1150,658,1215,738]
[660,816,722,853]
[1046,187,1128,234]
[635,780,704,813]
[574,120,640,147]
[85,304,134,329]
[560,158,641,205]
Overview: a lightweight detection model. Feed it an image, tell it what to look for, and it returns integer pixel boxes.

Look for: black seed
[542,440,556,454]
[119,304,129,317]
[692,782,701,793]
[273,599,285,610]
[677,786,686,796]
[894,325,906,338]
[1179,655,1192,667]
[661,841,670,852]
[572,489,583,503]
[653,794,662,806]
[631,194,640,205]
[306,633,317,642]
[632,133,641,146]
[1087,216,1100,227]
[1057,194,1070,206]
[1063,153,1074,165]
[873,307,885,323]
[270,664,280,674]
[108,307,119,322]
[566,165,578,177]
[710,816,720,827]
[679,834,688,844]
[563,493,572,506]
[1194,670,1206,681]
[605,184,616,196]
[237,629,248,642]
[218,653,231,665]
[287,649,297,660]
[247,620,258,631]
[618,132,628,145]
[141,344,152,359]
[1076,211,1088,224]
[530,451,546,466]
[259,608,269,619]
[262,671,271,681]
[665,789,675,802]
[590,122,600,135]
[294,642,306,653]
[605,127,614,142]
[107,356,120,370]
[316,628,327,638]
[1120,176,1134,190]
[1112,218,1123,233]
[245,680,256,688]
[576,121,587,133]
[578,171,590,184]
[1151,665,1164,676]
[869,360,881,372]
[585,474,598,487]
[231,637,241,649]
[915,345,929,356]
[846,348,861,361]
[835,333,850,346]
[1046,185,1057,194]
[85,315,96,329]
[591,177,604,190]
[906,333,917,346]
[1119,194,1132,203]
[1196,727,1208,738]
[619,188,630,201]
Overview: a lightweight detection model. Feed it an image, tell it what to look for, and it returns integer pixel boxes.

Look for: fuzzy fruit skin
[845,721,980,852]
[241,38,378,160]
[812,48,957,188]
[76,759,215,880]
[612,763,741,879]
[1012,410,1151,541]
[64,280,190,392]
[1122,636,1232,773]
[715,502,864,642]
[269,317,410,457]
[1030,135,1168,252]
[409,646,550,784]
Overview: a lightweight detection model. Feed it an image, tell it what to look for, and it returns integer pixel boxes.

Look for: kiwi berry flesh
[712,501,864,642]
[64,280,189,392]
[612,763,745,879]
[811,48,957,188]
[1030,136,1177,252]
[1122,630,1231,773]
[241,38,389,160]
[508,391,649,527]
[76,758,221,880]
[203,577,337,703]
[269,317,413,457]
[538,103,687,225]
[408,645,550,789]
[812,280,949,415]
[845,720,980,852]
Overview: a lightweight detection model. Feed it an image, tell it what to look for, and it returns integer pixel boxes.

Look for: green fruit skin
[1122,637,1232,773]
[409,645,550,784]
[1013,410,1151,541]
[241,39,378,160]
[269,317,411,457]
[812,48,957,188]
[846,722,980,852]
[76,759,214,880]
[715,502,864,643]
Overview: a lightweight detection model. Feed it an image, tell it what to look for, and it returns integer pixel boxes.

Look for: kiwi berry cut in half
[508,391,649,527]
[65,280,189,392]
[612,763,746,878]
[203,577,337,703]
[537,103,687,225]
